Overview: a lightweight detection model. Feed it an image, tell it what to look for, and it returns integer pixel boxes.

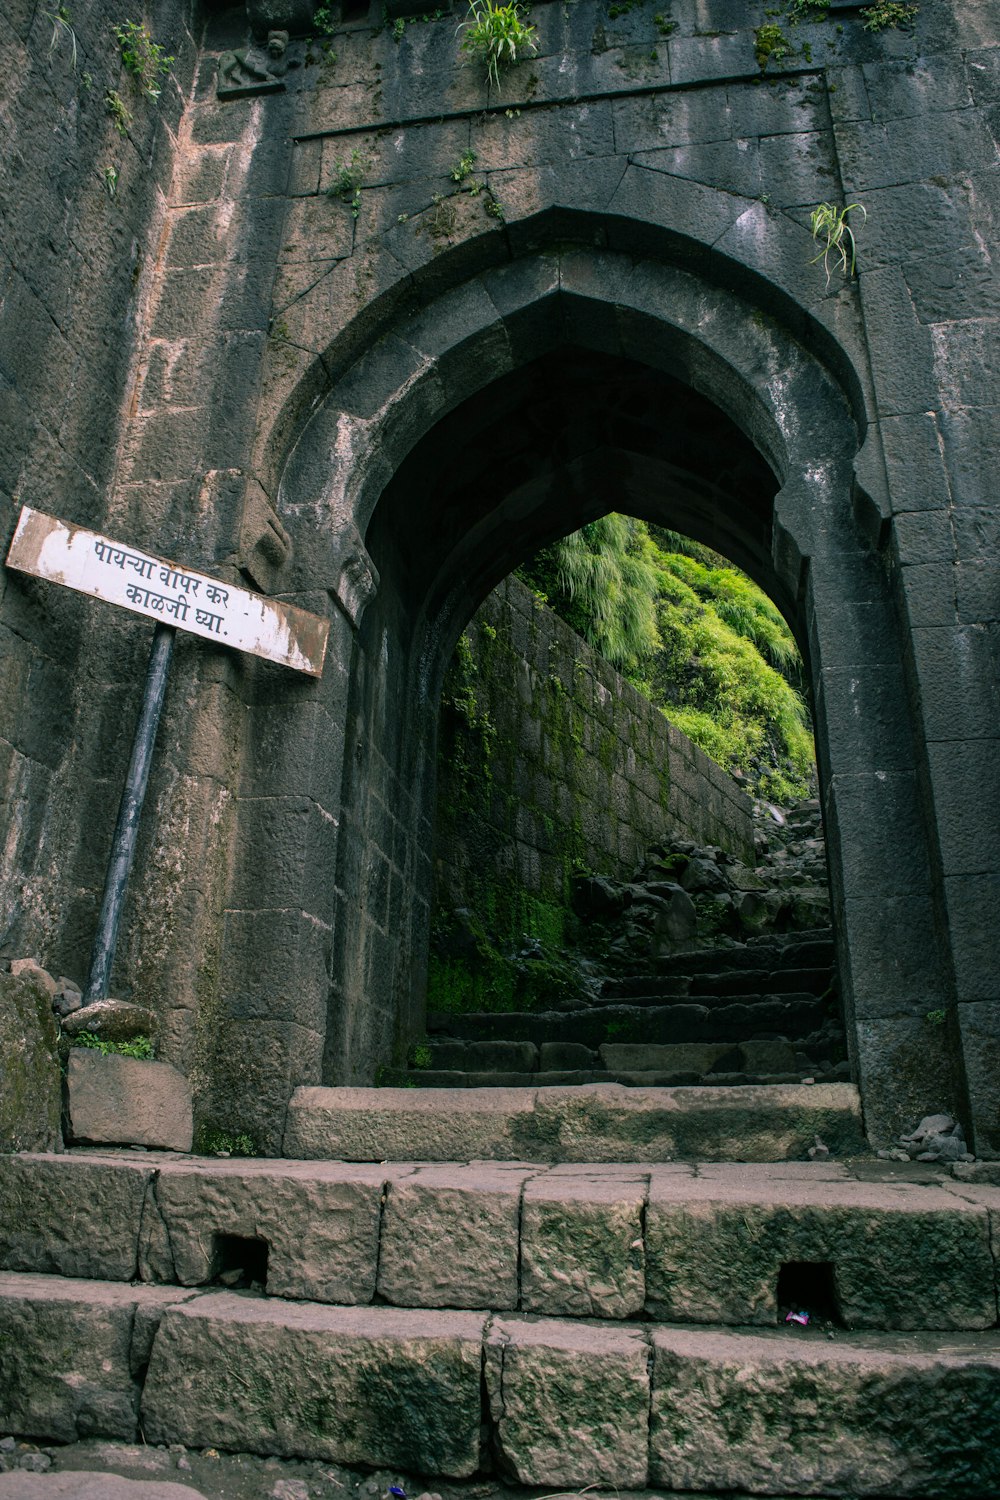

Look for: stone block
[141,1295,486,1475]
[521,1172,647,1318]
[66,1053,193,1152]
[0,1272,193,1443]
[283,1085,538,1161]
[62,999,155,1043]
[650,1324,1000,1496]
[0,1477,205,1498]
[424,1040,538,1072]
[0,970,60,1152]
[377,1164,527,1310]
[141,1159,389,1304]
[600,1042,732,1074]
[486,1315,649,1487]
[531,1083,866,1162]
[0,1153,152,1280]
[644,1168,995,1329]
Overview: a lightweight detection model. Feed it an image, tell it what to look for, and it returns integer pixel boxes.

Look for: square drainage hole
[212,1233,269,1290]
[776,1260,842,1325]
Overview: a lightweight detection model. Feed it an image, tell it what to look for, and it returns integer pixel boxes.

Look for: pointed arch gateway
[245,232,960,1154]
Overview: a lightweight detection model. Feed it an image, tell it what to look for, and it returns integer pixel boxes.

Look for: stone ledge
[650,1323,1000,1497]
[0,1273,196,1445]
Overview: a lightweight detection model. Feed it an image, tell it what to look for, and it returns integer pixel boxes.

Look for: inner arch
[366,346,787,713]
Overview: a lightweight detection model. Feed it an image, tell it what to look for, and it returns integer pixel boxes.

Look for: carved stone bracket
[332,524,379,630]
[238,480,293,593]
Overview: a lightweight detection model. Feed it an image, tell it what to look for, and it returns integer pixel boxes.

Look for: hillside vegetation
[517,516,814,803]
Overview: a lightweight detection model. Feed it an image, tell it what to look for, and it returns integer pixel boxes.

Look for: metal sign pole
[83,622,175,1003]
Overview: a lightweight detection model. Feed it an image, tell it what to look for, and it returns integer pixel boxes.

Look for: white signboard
[6,506,328,677]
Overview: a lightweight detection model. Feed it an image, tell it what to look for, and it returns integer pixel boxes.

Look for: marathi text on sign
[6,507,328,677]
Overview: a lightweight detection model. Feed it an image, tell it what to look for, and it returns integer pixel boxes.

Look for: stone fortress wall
[1,0,999,1153]
[432,572,753,949]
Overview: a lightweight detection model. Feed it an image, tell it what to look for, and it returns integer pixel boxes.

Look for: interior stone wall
[432,574,753,943]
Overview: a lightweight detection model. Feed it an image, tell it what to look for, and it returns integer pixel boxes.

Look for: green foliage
[327,148,366,218]
[451,149,478,182]
[925,1008,946,1027]
[410,1043,433,1068]
[519,518,814,802]
[71,1030,154,1059]
[753,22,791,69]
[784,0,828,21]
[809,200,866,285]
[195,1126,258,1156]
[314,3,335,32]
[518,514,661,678]
[105,88,132,134]
[652,549,813,802]
[45,6,77,68]
[459,0,537,89]
[861,0,917,29]
[113,19,173,99]
[102,165,119,199]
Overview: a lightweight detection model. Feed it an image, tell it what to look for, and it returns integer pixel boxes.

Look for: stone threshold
[283,1081,866,1162]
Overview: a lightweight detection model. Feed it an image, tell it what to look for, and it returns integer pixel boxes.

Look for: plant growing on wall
[327,148,366,218]
[113,18,173,97]
[861,0,917,29]
[44,5,78,67]
[809,200,866,284]
[105,87,132,134]
[459,0,537,88]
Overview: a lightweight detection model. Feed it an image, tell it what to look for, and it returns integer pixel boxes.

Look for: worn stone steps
[5,1150,1000,1492]
[385,1066,848,1091]
[638,928,835,978]
[4,1269,1000,1495]
[427,995,835,1048]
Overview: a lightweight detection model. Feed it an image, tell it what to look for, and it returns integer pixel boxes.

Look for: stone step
[411,1038,821,1077]
[427,995,834,1046]
[385,1067,845,1090]
[647,930,835,977]
[3,1270,1000,1494]
[2,1154,996,1326]
[283,1082,865,1162]
[602,965,834,1000]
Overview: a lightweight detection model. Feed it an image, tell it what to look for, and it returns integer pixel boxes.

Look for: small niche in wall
[776,1260,843,1326]
[212,1232,270,1290]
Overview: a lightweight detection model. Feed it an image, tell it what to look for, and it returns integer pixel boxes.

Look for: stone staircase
[1,1146,1000,1488]
[5,799,997,1493]
[405,797,846,1091]
[400,928,845,1089]
[3,1146,1000,1495]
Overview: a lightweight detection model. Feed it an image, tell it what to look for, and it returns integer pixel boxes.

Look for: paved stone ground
[0,1439,830,1500]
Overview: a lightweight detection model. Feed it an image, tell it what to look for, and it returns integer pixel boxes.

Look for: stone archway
[245,241,960,1151]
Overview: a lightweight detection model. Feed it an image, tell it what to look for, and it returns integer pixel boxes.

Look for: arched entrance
[255,241,961,1151]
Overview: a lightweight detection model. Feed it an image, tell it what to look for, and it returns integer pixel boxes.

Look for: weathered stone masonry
[431,573,753,962]
[2,0,1000,1154]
